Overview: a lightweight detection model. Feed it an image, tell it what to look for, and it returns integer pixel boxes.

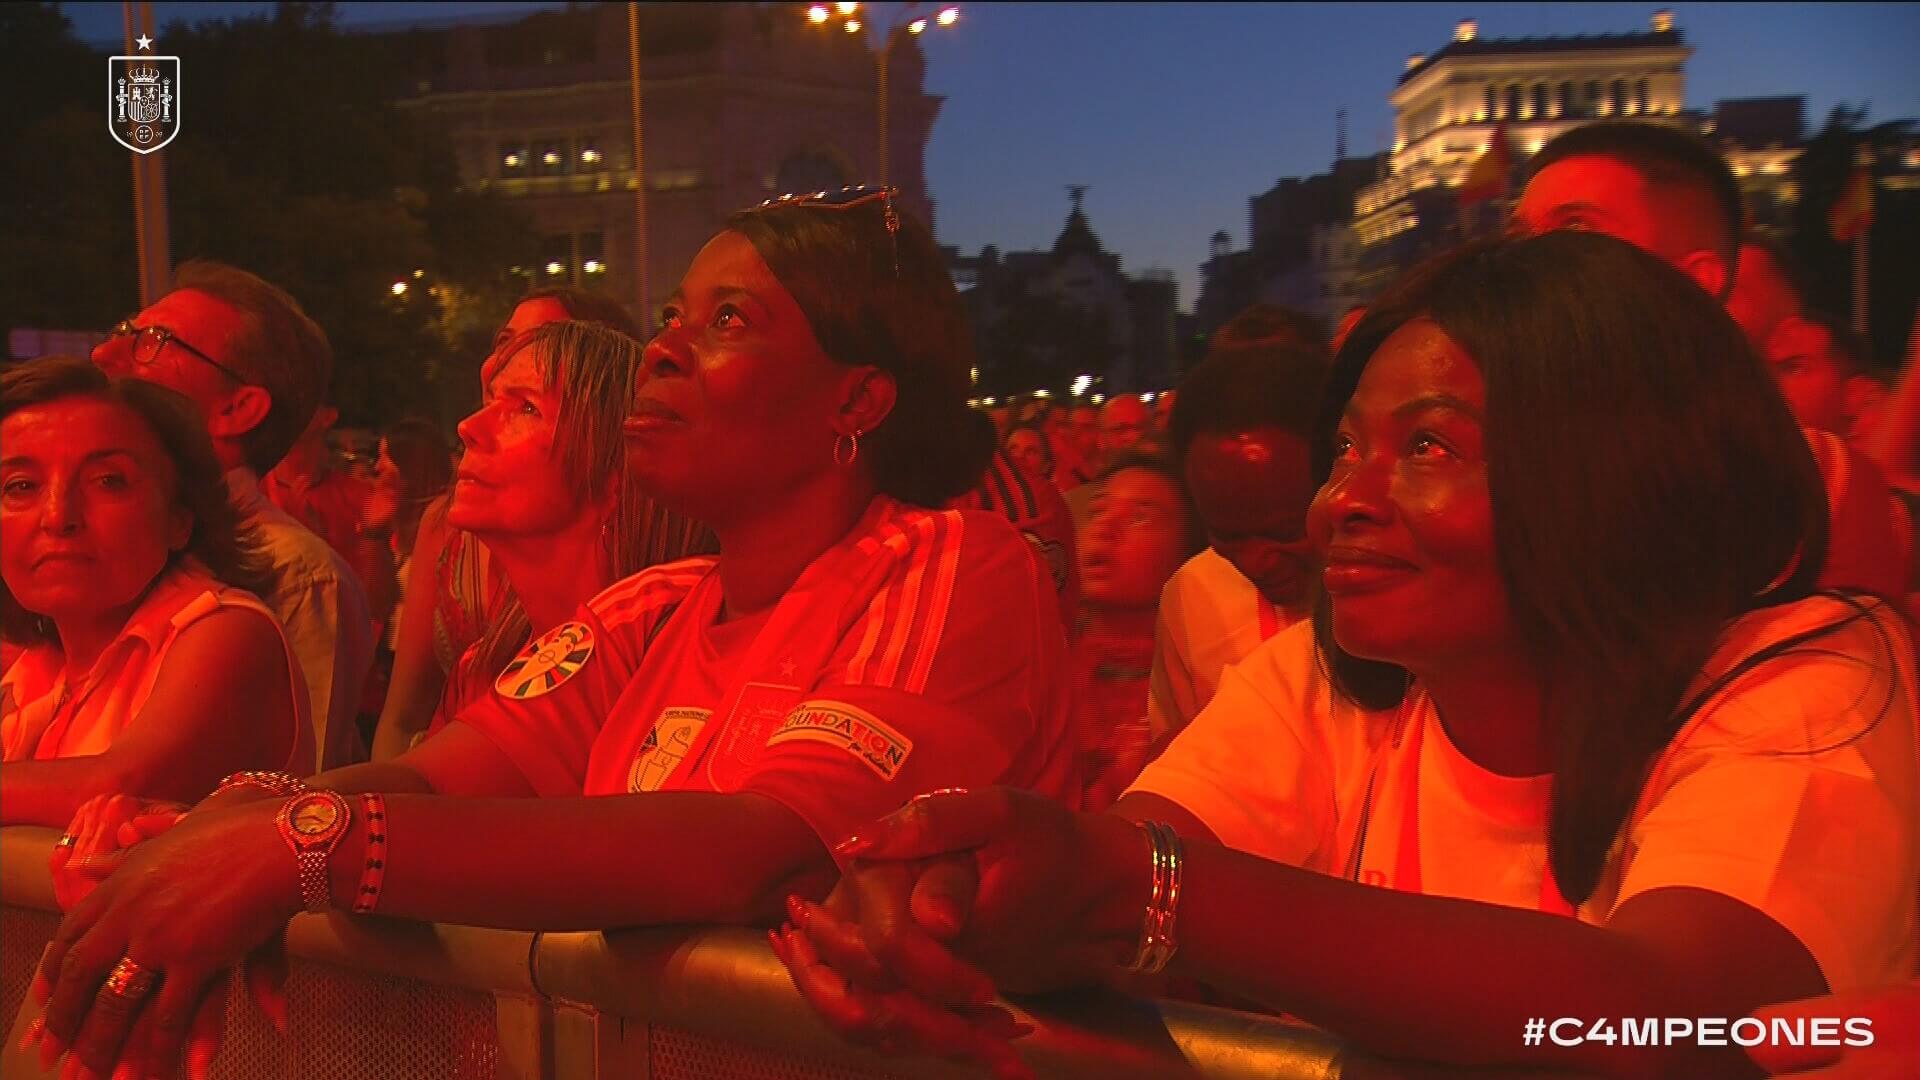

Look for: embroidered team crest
[628,707,709,793]
[108,44,181,155]
[495,621,595,700]
[769,700,915,780]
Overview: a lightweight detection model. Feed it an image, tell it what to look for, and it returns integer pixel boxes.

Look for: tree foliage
[0,3,541,428]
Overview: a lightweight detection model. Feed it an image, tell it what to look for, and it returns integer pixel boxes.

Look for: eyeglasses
[754,184,902,273]
[107,320,251,386]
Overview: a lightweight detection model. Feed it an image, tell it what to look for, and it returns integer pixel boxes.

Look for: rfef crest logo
[108,42,180,154]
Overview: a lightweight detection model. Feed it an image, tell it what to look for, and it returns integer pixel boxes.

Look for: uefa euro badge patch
[629,707,710,793]
[495,621,595,700]
[769,700,915,781]
[108,37,181,155]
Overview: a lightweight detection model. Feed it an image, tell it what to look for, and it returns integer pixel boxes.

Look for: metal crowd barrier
[1,826,1351,1080]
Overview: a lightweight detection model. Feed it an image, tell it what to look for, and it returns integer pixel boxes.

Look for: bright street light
[802,4,963,188]
[391,281,408,296]
[908,18,927,34]
[807,4,829,22]
[937,7,959,26]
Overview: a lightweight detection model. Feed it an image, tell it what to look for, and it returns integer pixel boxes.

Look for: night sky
[59,2,1920,312]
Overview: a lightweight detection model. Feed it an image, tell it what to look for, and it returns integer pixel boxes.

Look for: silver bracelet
[1125,820,1184,975]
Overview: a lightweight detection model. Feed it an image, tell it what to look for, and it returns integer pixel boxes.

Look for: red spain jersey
[452,496,1080,851]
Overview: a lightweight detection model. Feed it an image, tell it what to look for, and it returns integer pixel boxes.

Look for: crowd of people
[2,120,1917,1079]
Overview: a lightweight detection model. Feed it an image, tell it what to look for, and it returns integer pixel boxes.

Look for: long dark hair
[0,356,275,644]
[1311,232,1833,903]
[726,196,993,506]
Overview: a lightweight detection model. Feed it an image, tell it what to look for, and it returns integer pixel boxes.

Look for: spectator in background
[1066,393,1154,530]
[1150,390,1176,442]
[92,260,374,769]
[361,417,454,623]
[1075,452,1204,809]
[1,358,307,825]
[1151,304,1328,746]
[1514,120,1908,599]
[1725,233,1805,356]
[1002,421,1055,483]
[957,413,1081,635]
[1070,404,1100,473]
[265,401,392,617]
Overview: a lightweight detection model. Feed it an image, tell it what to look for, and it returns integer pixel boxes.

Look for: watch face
[292,797,340,835]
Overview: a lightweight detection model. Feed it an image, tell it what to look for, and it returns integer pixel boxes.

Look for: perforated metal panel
[1,907,60,1039]
[209,958,500,1080]
[648,1025,903,1080]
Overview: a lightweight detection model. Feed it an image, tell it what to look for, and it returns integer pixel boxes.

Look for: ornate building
[1351,11,1695,286]
[395,2,940,320]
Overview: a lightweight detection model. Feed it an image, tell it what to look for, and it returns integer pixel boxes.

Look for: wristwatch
[276,790,352,913]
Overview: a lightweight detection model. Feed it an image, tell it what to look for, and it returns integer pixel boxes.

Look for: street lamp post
[807,3,960,188]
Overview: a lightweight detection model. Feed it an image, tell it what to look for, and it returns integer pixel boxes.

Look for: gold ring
[54,834,77,849]
[102,956,159,999]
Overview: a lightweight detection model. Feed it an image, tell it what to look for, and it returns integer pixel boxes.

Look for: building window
[1484,84,1496,119]
[577,137,603,172]
[1610,79,1627,116]
[1532,84,1548,120]
[534,138,568,177]
[1636,78,1651,114]
[1557,82,1573,117]
[1586,80,1602,113]
[1505,85,1521,121]
[500,141,528,177]
[541,235,571,279]
[579,232,606,277]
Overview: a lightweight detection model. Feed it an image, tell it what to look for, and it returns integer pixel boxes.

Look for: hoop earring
[832,429,861,468]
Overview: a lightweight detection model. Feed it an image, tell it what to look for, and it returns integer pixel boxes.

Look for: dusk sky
[61,2,1920,312]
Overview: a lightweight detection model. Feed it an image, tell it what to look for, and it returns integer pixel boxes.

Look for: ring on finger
[55,834,77,849]
[103,956,161,1000]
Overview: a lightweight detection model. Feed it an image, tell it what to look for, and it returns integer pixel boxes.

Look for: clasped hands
[769,786,1150,1080]
[28,793,298,1080]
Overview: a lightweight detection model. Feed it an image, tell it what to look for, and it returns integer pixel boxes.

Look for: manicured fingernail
[16,1016,43,1053]
[834,834,873,858]
[784,894,810,927]
[765,929,784,954]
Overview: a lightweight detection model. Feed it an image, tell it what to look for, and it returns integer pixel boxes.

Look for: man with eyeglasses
[93,260,375,770]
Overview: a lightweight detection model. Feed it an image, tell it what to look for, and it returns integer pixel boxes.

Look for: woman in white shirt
[773,231,1919,1079]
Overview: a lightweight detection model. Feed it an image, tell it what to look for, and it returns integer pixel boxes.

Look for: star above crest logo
[135,34,154,50]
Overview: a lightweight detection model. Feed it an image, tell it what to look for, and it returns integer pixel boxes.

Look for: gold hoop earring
[833,429,861,468]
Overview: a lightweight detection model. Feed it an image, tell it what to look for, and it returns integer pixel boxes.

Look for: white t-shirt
[1146,548,1302,745]
[1128,595,1920,991]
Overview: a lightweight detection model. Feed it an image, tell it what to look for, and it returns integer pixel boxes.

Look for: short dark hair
[1096,450,1207,560]
[1209,303,1326,354]
[1170,305,1329,457]
[1794,308,1873,376]
[173,260,332,475]
[1528,121,1744,288]
[521,286,645,343]
[1003,421,1055,475]
[1314,232,1830,905]
[0,357,275,644]
[727,197,993,506]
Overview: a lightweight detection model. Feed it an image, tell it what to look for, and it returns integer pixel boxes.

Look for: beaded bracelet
[1125,820,1184,975]
[215,771,308,799]
[353,793,388,914]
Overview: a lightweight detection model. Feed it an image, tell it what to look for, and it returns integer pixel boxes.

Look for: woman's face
[628,231,863,524]
[372,439,402,497]
[450,346,591,539]
[1,396,190,628]
[1308,320,1512,671]
[1005,428,1051,478]
[1079,466,1190,611]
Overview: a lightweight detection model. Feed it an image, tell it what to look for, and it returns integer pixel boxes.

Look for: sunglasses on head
[754,184,902,273]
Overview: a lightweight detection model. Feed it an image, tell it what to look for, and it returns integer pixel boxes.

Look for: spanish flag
[1457,121,1513,206]
[1830,155,1874,244]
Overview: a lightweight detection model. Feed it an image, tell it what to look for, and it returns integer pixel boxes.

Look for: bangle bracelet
[216,771,308,799]
[353,793,388,914]
[1125,820,1184,975]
